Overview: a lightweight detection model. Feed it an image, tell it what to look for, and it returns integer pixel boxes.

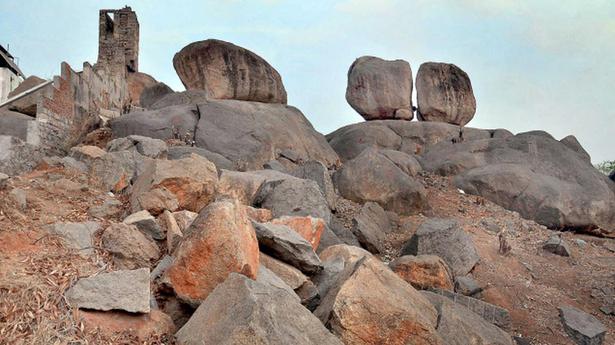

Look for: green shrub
[595,160,615,175]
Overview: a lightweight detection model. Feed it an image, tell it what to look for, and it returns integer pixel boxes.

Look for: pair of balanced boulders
[346,56,476,126]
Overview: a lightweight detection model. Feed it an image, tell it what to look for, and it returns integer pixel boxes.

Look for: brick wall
[32,62,127,153]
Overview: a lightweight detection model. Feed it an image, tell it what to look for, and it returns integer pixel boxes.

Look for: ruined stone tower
[97,6,139,74]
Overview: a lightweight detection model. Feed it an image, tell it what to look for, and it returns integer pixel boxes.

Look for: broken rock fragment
[65,268,150,313]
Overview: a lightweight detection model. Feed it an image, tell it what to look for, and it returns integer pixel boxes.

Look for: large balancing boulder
[333,148,428,215]
[173,39,287,104]
[345,56,413,120]
[416,62,476,126]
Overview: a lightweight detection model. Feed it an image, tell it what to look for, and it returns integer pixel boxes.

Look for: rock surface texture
[389,255,454,290]
[345,56,413,120]
[401,218,480,276]
[559,306,606,345]
[110,100,339,170]
[164,201,259,306]
[416,62,476,126]
[173,39,287,104]
[326,120,500,162]
[65,268,150,313]
[422,291,514,345]
[421,132,615,234]
[314,256,443,345]
[334,148,428,215]
[175,273,342,345]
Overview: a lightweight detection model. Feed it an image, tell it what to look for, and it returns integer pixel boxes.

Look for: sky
[0,0,613,163]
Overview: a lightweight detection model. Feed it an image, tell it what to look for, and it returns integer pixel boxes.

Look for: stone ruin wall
[97,7,139,74]
[29,62,128,154]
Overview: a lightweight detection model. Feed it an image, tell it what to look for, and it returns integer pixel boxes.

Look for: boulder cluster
[1,37,613,345]
[346,56,476,126]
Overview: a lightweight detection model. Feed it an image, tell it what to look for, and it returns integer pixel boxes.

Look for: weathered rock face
[46,221,101,256]
[107,135,168,159]
[175,273,342,345]
[150,90,210,110]
[270,216,325,250]
[127,72,158,107]
[101,223,160,269]
[260,253,308,290]
[351,202,391,254]
[314,256,443,345]
[88,149,150,193]
[110,100,339,170]
[168,146,234,171]
[173,39,287,104]
[421,133,615,234]
[326,120,496,162]
[256,177,332,224]
[65,268,150,313]
[333,148,428,215]
[389,255,454,290]
[416,62,476,126]
[401,218,479,277]
[252,222,322,274]
[345,56,413,120]
[140,82,173,109]
[110,104,199,142]
[291,160,337,210]
[131,153,218,214]
[379,149,423,176]
[560,135,591,163]
[558,305,606,345]
[422,291,514,345]
[123,210,164,239]
[164,201,259,306]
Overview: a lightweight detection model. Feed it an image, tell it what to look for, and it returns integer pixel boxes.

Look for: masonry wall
[97,7,139,74]
[32,62,127,153]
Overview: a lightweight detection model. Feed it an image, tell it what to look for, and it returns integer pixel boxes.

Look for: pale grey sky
[1,0,613,162]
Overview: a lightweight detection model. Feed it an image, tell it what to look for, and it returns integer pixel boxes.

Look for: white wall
[0,68,22,103]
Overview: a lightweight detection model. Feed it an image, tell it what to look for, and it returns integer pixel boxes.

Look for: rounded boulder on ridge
[173,39,287,104]
[416,62,476,126]
[346,56,413,120]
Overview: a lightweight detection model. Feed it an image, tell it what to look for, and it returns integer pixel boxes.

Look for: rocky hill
[0,32,613,345]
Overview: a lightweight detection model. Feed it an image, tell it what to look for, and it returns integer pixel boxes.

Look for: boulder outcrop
[333,148,428,215]
[420,132,615,234]
[416,62,476,126]
[326,120,501,162]
[110,99,339,170]
[173,39,287,104]
[346,56,413,120]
